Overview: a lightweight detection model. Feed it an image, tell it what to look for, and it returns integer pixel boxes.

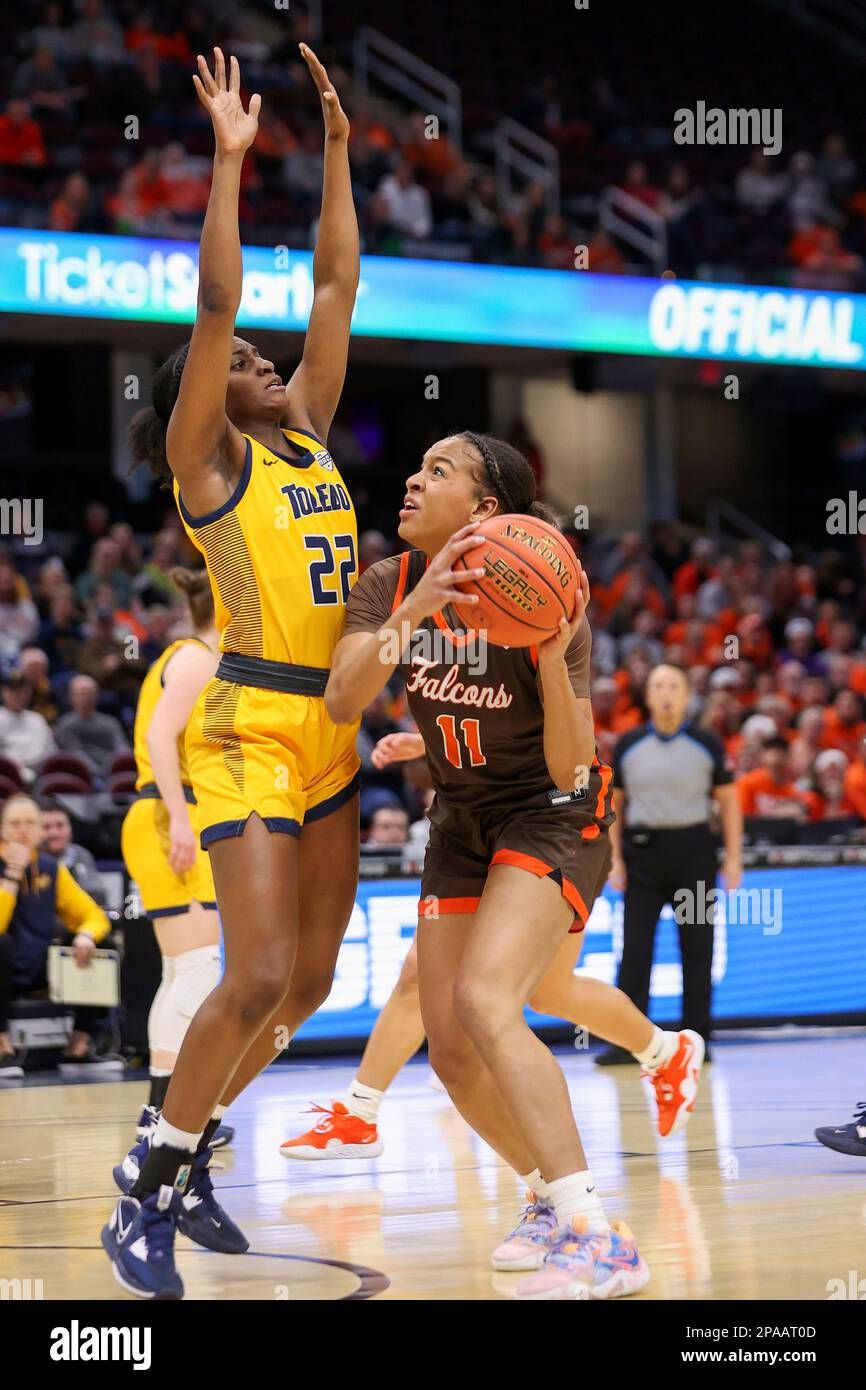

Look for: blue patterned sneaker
[101,1186,184,1300]
[114,1134,149,1195]
[491,1191,558,1271]
[514,1218,650,1300]
[175,1146,249,1254]
[815,1101,866,1157]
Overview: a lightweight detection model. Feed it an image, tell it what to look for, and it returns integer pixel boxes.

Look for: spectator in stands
[736,736,809,820]
[372,160,433,242]
[821,689,866,761]
[789,222,862,288]
[17,648,58,724]
[30,1,71,61]
[786,151,834,232]
[615,159,661,212]
[68,0,125,65]
[282,123,325,199]
[49,172,105,234]
[588,226,626,275]
[0,792,117,1079]
[12,46,81,116]
[109,522,143,580]
[0,672,55,785]
[778,617,824,674]
[843,733,866,820]
[53,674,128,779]
[75,538,133,609]
[0,556,39,661]
[736,150,786,217]
[672,537,717,600]
[358,530,388,573]
[140,605,171,664]
[159,142,211,218]
[804,748,859,823]
[0,98,46,168]
[68,501,110,579]
[36,586,84,676]
[659,164,704,276]
[365,805,410,849]
[402,109,463,186]
[76,608,147,707]
[133,529,184,604]
[538,211,575,269]
[40,801,105,903]
[789,705,826,779]
[818,132,858,206]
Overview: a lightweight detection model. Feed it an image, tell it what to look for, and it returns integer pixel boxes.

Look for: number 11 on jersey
[436,714,487,768]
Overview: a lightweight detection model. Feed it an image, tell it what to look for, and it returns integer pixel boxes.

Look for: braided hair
[459,431,558,526]
[128,343,191,488]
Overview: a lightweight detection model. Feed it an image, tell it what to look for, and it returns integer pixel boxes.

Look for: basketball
[452,514,579,646]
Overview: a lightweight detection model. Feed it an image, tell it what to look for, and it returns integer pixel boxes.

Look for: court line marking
[0,1246,389,1299]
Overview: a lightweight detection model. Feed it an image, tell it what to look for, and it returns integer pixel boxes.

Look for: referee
[595,664,743,1066]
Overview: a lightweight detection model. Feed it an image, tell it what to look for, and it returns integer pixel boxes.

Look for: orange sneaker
[279,1101,384,1160]
[644,1029,705,1138]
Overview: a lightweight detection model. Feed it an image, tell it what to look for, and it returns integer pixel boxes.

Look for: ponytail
[170,566,214,631]
[127,343,191,488]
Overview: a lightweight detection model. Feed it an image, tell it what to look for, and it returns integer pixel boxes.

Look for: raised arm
[166,49,260,514]
[283,45,359,443]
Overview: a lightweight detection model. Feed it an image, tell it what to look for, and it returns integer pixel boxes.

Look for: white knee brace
[148,945,222,1055]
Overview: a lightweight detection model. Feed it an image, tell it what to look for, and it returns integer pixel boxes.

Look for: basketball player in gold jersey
[103,45,362,1298]
[118,569,235,1159]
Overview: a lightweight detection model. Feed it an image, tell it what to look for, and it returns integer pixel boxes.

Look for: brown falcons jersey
[342,550,613,831]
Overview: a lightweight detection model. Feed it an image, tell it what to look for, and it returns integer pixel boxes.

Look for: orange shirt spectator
[736,767,810,817]
[0,100,46,167]
[843,756,866,820]
[817,706,866,761]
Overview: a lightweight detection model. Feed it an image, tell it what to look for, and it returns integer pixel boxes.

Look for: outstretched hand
[299,42,350,141]
[193,48,261,156]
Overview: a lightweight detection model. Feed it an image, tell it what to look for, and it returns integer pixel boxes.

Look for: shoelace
[300,1102,340,1132]
[511,1200,555,1239]
[853,1101,866,1127]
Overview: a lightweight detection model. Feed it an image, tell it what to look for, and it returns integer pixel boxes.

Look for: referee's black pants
[618,824,719,1043]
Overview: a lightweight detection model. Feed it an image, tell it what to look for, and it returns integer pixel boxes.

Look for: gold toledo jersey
[133,638,202,790]
[174,427,357,669]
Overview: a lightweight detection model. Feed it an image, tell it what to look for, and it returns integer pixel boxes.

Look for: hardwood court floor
[1,1036,864,1301]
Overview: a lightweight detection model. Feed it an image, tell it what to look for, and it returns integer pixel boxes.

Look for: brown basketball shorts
[419,797,611,932]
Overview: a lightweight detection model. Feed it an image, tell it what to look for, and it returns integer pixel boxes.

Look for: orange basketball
[452,514,578,647]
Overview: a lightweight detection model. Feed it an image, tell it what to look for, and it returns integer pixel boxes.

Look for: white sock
[152,1114,202,1153]
[149,1066,172,1078]
[344,1079,384,1124]
[634,1026,677,1070]
[519,1168,550,1202]
[212,1104,227,1121]
[547,1170,608,1233]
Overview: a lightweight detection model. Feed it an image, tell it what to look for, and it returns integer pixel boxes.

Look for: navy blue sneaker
[101,1186,184,1300]
[815,1101,866,1157]
[115,1139,248,1254]
[175,1146,249,1254]
[113,1134,149,1195]
[135,1105,234,1150]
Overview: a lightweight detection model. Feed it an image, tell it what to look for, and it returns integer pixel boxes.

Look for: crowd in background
[2,0,866,284]
[2,500,866,855]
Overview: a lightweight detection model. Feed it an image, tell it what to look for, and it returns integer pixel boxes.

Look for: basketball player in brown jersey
[321,432,705,1298]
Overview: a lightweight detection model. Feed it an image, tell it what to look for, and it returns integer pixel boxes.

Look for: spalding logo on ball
[452,514,578,647]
